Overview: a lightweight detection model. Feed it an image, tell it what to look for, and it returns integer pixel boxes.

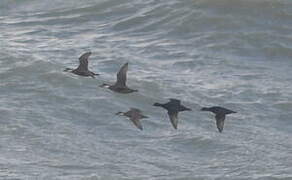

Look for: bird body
[153,99,191,129]
[100,63,138,93]
[64,52,99,78]
[116,108,148,130]
[201,106,236,133]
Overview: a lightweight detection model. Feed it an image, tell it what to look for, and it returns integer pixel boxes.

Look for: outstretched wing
[130,108,142,113]
[115,63,128,87]
[77,52,91,71]
[130,116,143,131]
[215,114,226,133]
[168,111,179,129]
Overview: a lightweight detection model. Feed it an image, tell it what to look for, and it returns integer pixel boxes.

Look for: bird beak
[115,112,123,115]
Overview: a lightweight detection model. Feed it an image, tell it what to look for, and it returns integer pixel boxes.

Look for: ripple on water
[1,0,292,179]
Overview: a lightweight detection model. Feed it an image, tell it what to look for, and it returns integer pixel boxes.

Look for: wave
[1,0,292,179]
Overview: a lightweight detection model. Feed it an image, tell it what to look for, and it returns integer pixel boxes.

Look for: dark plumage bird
[153,99,191,129]
[100,62,138,93]
[201,106,236,133]
[116,108,148,130]
[64,52,99,78]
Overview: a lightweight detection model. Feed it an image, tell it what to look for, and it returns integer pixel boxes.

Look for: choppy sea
[1,0,292,179]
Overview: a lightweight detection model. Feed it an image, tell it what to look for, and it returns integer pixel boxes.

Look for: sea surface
[1,0,292,179]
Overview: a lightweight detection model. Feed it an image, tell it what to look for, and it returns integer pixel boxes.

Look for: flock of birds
[64,52,237,133]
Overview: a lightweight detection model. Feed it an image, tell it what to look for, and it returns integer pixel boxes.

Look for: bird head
[153,103,162,107]
[115,112,124,116]
[99,83,110,88]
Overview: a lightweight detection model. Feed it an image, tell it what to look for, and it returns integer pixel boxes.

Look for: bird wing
[77,52,91,71]
[115,63,128,87]
[215,114,226,133]
[130,108,142,113]
[130,115,143,131]
[168,111,179,129]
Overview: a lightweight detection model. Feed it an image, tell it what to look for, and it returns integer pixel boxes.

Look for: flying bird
[116,108,148,130]
[100,62,138,93]
[153,99,191,129]
[201,106,236,133]
[64,52,99,78]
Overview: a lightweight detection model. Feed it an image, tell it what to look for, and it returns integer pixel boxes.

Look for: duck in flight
[64,52,99,78]
[153,99,191,129]
[116,108,148,130]
[201,106,236,133]
[100,62,138,93]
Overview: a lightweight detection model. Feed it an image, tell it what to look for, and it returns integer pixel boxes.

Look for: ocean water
[1,0,292,179]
